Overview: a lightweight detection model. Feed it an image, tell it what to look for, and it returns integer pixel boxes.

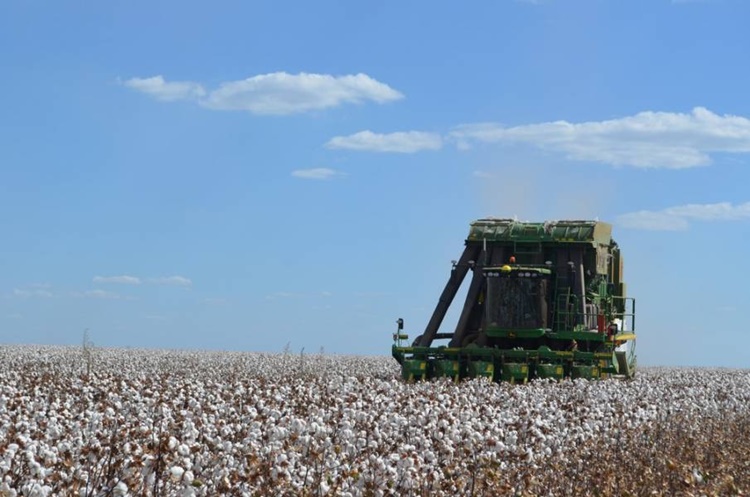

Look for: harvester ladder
[553,268,575,332]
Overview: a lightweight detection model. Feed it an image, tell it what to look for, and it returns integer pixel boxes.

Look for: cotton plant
[0,345,748,495]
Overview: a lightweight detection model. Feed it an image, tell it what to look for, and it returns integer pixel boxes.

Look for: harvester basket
[571,365,601,379]
[431,360,460,381]
[468,360,494,379]
[402,360,427,382]
[501,363,529,383]
[537,363,565,380]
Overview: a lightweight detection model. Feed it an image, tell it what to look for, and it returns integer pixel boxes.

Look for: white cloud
[125,72,402,115]
[617,201,750,230]
[93,275,142,285]
[85,289,119,299]
[616,211,690,231]
[122,75,206,102]
[291,168,343,180]
[203,72,402,115]
[91,274,191,287]
[450,107,750,168]
[13,288,53,298]
[149,276,192,287]
[74,289,132,300]
[326,130,443,153]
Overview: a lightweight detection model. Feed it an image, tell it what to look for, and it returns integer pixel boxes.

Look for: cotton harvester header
[392,218,636,383]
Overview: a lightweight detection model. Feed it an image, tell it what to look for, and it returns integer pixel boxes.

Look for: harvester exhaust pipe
[579,261,587,327]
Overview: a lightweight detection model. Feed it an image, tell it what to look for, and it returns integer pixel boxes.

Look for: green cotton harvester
[392,218,636,383]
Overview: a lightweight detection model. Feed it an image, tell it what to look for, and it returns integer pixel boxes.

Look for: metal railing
[553,292,636,333]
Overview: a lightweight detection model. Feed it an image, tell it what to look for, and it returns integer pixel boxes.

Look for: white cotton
[112,482,128,496]
[170,466,185,482]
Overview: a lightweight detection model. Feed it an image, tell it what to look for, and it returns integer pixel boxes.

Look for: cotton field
[0,345,748,496]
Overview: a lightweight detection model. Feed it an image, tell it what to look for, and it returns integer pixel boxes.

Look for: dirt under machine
[392,218,636,383]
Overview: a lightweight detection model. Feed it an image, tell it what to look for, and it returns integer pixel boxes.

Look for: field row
[0,345,748,496]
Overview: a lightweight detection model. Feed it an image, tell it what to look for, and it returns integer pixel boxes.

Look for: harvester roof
[467,218,613,246]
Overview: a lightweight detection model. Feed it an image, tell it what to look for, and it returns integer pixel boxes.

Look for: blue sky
[2,0,750,368]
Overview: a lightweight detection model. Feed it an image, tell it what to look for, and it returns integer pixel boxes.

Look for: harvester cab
[392,218,636,383]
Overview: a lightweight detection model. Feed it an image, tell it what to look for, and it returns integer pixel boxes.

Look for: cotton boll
[112,482,128,497]
[23,484,50,497]
[2,345,750,495]
[170,466,185,482]
[0,482,17,497]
